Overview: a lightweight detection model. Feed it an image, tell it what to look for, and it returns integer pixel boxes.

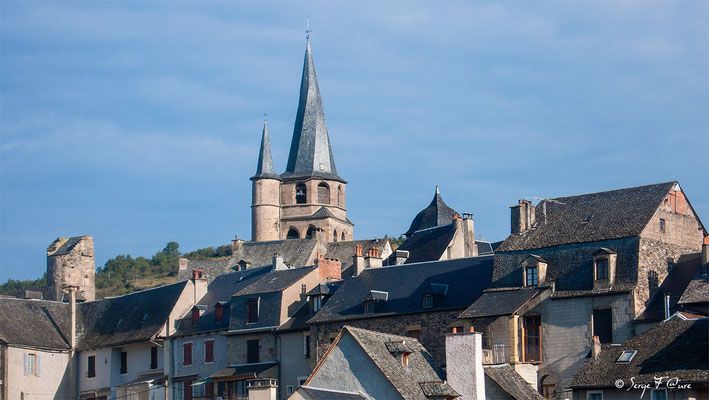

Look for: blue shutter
[37,353,41,376]
[24,353,29,376]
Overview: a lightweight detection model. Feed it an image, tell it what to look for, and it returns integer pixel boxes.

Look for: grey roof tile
[569,315,709,388]
[405,187,460,237]
[458,287,544,319]
[309,256,493,324]
[300,387,366,400]
[0,298,71,350]
[497,182,676,252]
[484,364,545,400]
[396,224,457,264]
[77,281,188,350]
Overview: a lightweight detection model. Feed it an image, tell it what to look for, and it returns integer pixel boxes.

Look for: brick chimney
[510,200,535,234]
[446,330,485,400]
[315,257,341,281]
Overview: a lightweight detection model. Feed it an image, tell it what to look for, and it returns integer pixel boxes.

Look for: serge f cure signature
[614,376,693,398]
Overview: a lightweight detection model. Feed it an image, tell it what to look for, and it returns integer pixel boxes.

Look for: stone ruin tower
[251,40,353,243]
[46,235,96,302]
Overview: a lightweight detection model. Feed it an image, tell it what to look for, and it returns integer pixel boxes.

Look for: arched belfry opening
[306,225,317,239]
[296,183,307,204]
[318,182,330,204]
[286,227,300,239]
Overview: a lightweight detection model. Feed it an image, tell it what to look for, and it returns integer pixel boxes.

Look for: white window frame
[587,390,603,400]
[24,352,40,377]
[286,385,294,395]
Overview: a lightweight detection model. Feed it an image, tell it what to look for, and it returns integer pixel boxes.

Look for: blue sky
[1,1,707,282]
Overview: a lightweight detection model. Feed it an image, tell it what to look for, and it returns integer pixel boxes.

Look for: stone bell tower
[251,39,354,243]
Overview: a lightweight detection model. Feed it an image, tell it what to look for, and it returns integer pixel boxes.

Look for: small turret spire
[252,117,279,180]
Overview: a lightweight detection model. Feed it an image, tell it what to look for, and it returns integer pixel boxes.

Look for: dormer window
[215,302,226,323]
[385,340,412,367]
[423,294,433,309]
[593,248,617,290]
[522,255,547,287]
[192,308,200,325]
[364,300,375,314]
[364,290,388,314]
[311,295,323,313]
[247,298,260,323]
[526,265,538,286]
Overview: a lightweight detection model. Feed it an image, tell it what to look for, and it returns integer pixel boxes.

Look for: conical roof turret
[405,186,460,237]
[282,41,344,182]
[251,119,280,180]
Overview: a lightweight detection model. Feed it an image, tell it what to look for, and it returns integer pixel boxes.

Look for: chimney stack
[393,250,409,265]
[592,336,601,360]
[510,200,535,234]
[272,254,287,271]
[315,258,342,281]
[446,330,485,400]
[702,236,709,270]
[232,236,244,253]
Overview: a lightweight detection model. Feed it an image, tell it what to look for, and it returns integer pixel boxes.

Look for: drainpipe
[664,293,671,320]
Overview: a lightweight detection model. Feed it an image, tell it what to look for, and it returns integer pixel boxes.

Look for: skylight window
[142,313,148,322]
[115,319,122,328]
[616,350,637,363]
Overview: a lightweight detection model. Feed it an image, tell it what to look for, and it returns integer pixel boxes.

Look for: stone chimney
[272,254,287,271]
[248,379,278,400]
[353,244,365,276]
[232,236,245,253]
[365,247,383,269]
[457,213,478,257]
[592,336,601,360]
[510,200,535,234]
[191,269,208,305]
[702,236,709,270]
[393,250,409,265]
[315,257,342,281]
[446,329,485,400]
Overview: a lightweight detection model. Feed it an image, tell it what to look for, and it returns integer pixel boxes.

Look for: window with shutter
[183,343,193,365]
[593,308,613,344]
[205,340,214,363]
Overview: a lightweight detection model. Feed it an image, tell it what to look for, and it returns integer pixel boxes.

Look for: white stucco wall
[307,333,401,400]
[78,342,164,395]
[6,346,71,400]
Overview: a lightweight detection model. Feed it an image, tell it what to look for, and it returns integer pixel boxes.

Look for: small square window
[587,391,603,400]
[423,295,433,309]
[616,350,637,363]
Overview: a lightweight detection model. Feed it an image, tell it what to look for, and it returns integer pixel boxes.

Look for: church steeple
[252,118,280,180]
[282,41,343,182]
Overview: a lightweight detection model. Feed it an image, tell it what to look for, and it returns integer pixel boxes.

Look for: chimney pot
[592,335,602,360]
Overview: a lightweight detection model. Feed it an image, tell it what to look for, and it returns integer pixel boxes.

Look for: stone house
[171,267,271,399]
[457,182,707,399]
[250,39,353,243]
[569,313,708,400]
[215,257,341,399]
[307,255,495,368]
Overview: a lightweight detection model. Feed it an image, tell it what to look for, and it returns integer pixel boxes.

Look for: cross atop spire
[282,40,343,182]
[306,17,312,40]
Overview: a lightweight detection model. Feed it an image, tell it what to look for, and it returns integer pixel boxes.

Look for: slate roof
[229,266,316,332]
[209,362,278,380]
[251,119,280,180]
[173,267,271,337]
[637,252,704,321]
[678,275,709,305]
[299,386,366,400]
[476,241,494,256]
[277,301,312,332]
[308,256,494,324]
[497,182,676,252]
[396,224,457,264]
[180,239,317,281]
[484,364,545,400]
[405,187,460,237]
[458,287,545,319]
[569,315,709,388]
[282,41,343,182]
[343,326,451,400]
[77,281,188,350]
[0,298,71,350]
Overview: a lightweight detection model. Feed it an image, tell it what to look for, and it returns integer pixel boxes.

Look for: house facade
[458,182,707,399]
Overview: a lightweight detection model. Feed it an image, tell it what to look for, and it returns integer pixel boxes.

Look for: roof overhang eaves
[309,307,467,324]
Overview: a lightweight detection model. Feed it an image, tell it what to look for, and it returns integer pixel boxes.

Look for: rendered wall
[6,347,71,400]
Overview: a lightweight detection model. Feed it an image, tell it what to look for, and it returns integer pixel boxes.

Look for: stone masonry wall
[46,236,95,301]
[309,310,465,369]
[226,331,277,374]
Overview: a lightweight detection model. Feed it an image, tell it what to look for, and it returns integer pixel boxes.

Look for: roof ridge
[549,181,675,201]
